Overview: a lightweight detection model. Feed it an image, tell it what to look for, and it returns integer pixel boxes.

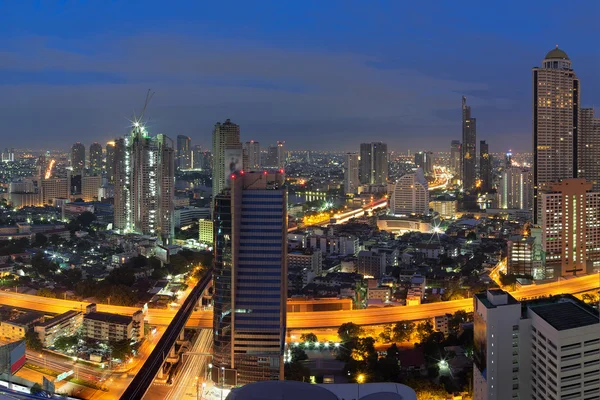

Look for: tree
[379,324,393,342]
[25,331,43,351]
[415,321,434,343]
[582,293,599,304]
[291,346,308,363]
[300,333,318,344]
[392,321,415,343]
[34,233,48,247]
[37,288,56,298]
[284,361,310,382]
[54,335,79,352]
[109,339,132,361]
[449,310,472,335]
[466,231,477,241]
[30,383,44,395]
[338,322,363,343]
[76,211,96,228]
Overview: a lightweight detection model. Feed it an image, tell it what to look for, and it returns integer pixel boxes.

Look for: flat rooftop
[84,312,132,326]
[530,300,599,331]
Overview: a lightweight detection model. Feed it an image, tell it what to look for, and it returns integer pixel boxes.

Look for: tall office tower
[541,179,600,278]
[450,140,461,177]
[414,151,433,176]
[498,167,532,210]
[89,142,103,176]
[473,289,599,400]
[212,171,287,385]
[212,119,242,200]
[579,108,600,190]
[359,142,388,185]
[344,153,360,195]
[533,47,579,224]
[461,96,477,190]
[479,140,492,192]
[113,124,175,243]
[277,141,285,168]
[105,141,116,183]
[192,145,203,169]
[389,168,429,215]
[244,140,261,169]
[264,145,278,168]
[71,142,86,173]
[176,135,192,170]
[504,151,513,169]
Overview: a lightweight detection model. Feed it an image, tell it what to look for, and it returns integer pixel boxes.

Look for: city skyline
[1,2,599,152]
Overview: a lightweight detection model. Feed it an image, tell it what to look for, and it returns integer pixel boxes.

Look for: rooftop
[544,47,569,60]
[84,312,132,326]
[36,310,80,328]
[529,299,598,331]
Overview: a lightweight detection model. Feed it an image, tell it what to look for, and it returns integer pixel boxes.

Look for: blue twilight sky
[0,1,598,152]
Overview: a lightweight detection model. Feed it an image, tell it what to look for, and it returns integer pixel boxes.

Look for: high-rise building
[579,108,600,190]
[479,140,492,192]
[359,142,388,185]
[344,153,359,195]
[71,142,85,173]
[461,96,477,190]
[414,151,433,176]
[533,47,579,224]
[498,167,532,210]
[212,171,287,385]
[212,119,242,200]
[105,141,116,183]
[505,151,513,169]
[541,179,600,278]
[89,142,103,176]
[192,145,204,170]
[113,123,175,242]
[507,235,537,276]
[81,176,102,202]
[244,141,260,169]
[389,168,429,216]
[450,140,461,178]
[473,289,599,400]
[277,141,285,168]
[176,135,192,170]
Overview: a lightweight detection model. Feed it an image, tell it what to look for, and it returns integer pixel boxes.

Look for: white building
[173,206,210,228]
[473,289,600,400]
[389,168,429,216]
[244,140,260,170]
[344,153,360,195]
[498,167,532,210]
[288,249,322,276]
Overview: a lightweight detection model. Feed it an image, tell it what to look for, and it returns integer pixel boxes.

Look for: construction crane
[133,89,155,127]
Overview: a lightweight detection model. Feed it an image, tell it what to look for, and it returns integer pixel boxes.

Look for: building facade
[579,108,600,190]
[359,142,388,185]
[414,151,433,176]
[105,141,116,183]
[498,167,532,210]
[113,124,175,242]
[244,141,260,170]
[479,140,492,192]
[450,140,461,178]
[344,153,360,195]
[176,135,192,170]
[71,142,86,174]
[462,96,477,190]
[212,119,242,200]
[212,171,287,384]
[533,47,579,224]
[89,142,103,176]
[389,168,429,216]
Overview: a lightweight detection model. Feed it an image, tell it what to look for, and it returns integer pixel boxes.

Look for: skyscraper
[265,145,279,168]
[113,123,175,243]
[176,135,192,170]
[344,153,359,195]
[533,47,579,224]
[389,168,429,215]
[212,119,242,200]
[461,96,477,190]
[192,145,204,170]
[579,108,600,190]
[479,140,492,192]
[277,141,286,168]
[498,167,532,210]
[89,142,103,176]
[71,142,85,173]
[359,142,388,185]
[212,171,287,385]
[105,141,116,182]
[414,151,433,176]
[450,140,461,177]
[244,140,260,169]
[541,179,600,278]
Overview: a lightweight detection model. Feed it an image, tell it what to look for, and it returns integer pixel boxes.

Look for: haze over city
[1,1,599,151]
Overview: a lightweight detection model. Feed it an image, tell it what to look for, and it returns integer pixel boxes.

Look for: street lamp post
[221,366,225,400]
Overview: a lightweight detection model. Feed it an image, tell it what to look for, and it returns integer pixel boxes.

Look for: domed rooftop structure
[545,46,569,60]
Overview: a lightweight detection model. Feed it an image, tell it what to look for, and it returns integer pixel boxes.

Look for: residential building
[212,119,242,200]
[81,175,102,202]
[451,140,461,178]
[498,167,532,210]
[0,310,44,341]
[307,235,358,256]
[579,108,600,190]
[82,304,144,343]
[414,151,433,176]
[541,179,600,278]
[34,310,82,348]
[507,235,537,276]
[199,219,214,245]
[462,96,477,190]
[192,145,206,170]
[113,123,175,242]
[71,142,85,173]
[473,289,599,400]
[433,314,451,336]
[176,135,192,170]
[430,197,457,219]
[212,171,287,384]
[39,177,69,206]
[479,140,492,192]
[357,250,386,279]
[89,142,103,176]
[344,153,360,195]
[533,47,579,224]
[288,249,322,276]
[367,287,391,302]
[359,142,388,185]
[105,141,116,182]
[244,140,260,169]
[389,168,429,216]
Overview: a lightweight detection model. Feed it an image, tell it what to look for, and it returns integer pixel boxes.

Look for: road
[0,273,597,330]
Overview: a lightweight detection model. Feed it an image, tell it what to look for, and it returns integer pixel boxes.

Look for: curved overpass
[0,274,597,329]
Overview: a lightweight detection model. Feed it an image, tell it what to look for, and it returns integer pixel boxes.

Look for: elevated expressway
[0,274,597,330]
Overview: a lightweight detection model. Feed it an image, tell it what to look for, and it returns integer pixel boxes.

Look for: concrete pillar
[157,366,164,379]
[179,330,185,341]
[169,345,176,358]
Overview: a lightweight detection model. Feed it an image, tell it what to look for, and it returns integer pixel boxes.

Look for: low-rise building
[430,198,458,219]
[357,250,386,279]
[433,314,451,336]
[0,310,44,341]
[367,287,391,302]
[307,235,358,256]
[199,219,213,245]
[34,310,82,348]
[377,216,433,234]
[82,304,144,343]
[174,206,210,228]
